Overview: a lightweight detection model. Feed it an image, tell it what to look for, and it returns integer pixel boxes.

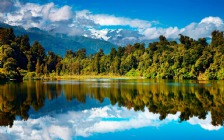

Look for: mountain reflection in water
[0,79,223,139]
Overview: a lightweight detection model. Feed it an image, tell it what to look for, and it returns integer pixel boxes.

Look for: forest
[0,27,224,80]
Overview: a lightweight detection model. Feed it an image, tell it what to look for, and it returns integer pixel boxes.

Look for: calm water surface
[0,79,224,140]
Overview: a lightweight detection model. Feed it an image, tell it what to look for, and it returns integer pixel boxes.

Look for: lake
[0,79,224,140]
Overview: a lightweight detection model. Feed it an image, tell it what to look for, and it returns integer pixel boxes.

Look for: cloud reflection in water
[0,104,222,140]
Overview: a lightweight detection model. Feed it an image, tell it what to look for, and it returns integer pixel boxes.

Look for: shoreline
[23,75,145,80]
[22,75,223,81]
[55,75,136,80]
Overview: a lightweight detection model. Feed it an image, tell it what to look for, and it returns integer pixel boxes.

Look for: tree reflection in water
[0,79,223,127]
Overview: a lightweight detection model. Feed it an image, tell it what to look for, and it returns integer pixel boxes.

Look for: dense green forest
[0,27,224,80]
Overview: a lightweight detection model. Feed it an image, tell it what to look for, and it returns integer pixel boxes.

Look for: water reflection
[0,79,224,129]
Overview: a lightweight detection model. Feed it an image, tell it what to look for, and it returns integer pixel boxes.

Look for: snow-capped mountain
[88,29,145,46]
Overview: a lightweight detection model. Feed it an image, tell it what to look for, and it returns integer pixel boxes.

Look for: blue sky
[15,0,224,27]
[0,0,224,44]
[71,0,224,27]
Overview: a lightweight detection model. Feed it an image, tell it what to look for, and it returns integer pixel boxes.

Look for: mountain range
[0,22,212,57]
[0,22,117,56]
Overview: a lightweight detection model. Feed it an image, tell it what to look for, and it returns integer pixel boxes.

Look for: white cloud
[41,2,54,20]
[48,5,72,22]
[89,28,111,41]
[92,14,151,29]
[76,10,152,29]
[0,105,222,140]
[200,16,223,27]
[76,10,90,20]
[142,16,224,40]
[142,27,180,40]
[181,17,224,39]
[0,1,224,45]
[164,27,180,39]
[142,27,161,40]
[188,113,222,131]
[48,125,72,140]
[0,0,14,12]
[1,2,73,29]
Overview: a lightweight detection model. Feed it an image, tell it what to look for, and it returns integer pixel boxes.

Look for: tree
[93,53,100,74]
[31,41,46,62]
[0,28,15,45]
[35,59,41,75]
[109,47,117,61]
[197,38,208,47]
[111,56,121,74]
[159,35,169,46]
[211,30,224,47]
[31,41,46,72]
[3,57,17,72]
[46,51,59,73]
[120,54,137,74]
[179,34,194,49]
[75,48,86,59]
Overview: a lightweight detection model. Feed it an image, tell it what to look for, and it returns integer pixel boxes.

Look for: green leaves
[1,27,224,80]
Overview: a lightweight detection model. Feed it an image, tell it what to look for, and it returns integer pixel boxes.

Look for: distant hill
[0,22,117,56]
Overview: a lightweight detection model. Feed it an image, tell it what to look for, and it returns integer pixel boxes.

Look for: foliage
[0,27,224,80]
[0,72,6,81]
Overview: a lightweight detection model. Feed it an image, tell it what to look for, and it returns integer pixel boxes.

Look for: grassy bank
[55,75,138,80]
[23,72,143,80]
